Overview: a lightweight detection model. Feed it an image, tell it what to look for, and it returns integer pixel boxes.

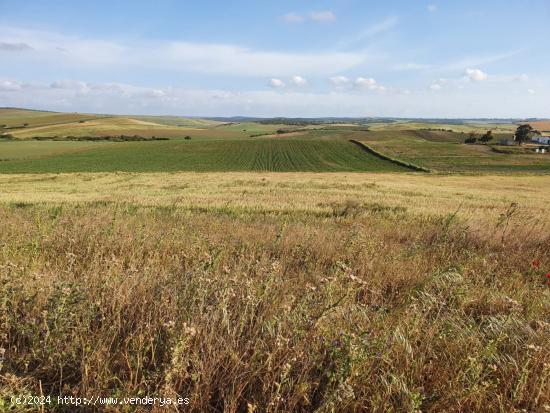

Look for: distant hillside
[0,108,222,139]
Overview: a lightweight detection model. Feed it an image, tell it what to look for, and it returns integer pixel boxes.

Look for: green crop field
[3,108,550,174]
[0,138,410,173]
[361,130,550,173]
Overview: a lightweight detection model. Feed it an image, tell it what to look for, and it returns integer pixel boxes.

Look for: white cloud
[50,79,90,92]
[514,74,529,82]
[2,78,549,118]
[0,41,33,51]
[290,75,307,86]
[465,68,488,82]
[150,89,166,97]
[329,76,350,86]
[355,77,378,90]
[270,78,285,88]
[1,26,367,77]
[528,89,535,95]
[429,78,446,90]
[354,77,387,92]
[309,11,336,22]
[0,80,22,91]
[282,12,304,23]
[427,5,438,12]
[166,42,365,76]
[355,77,376,89]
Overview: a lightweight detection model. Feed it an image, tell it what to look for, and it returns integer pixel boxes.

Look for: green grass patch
[0,139,410,173]
[361,130,550,173]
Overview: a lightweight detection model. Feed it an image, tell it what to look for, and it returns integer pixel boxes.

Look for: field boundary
[349,139,431,172]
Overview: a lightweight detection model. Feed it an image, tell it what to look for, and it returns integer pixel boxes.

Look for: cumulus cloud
[0,42,33,51]
[429,79,446,90]
[270,78,285,88]
[50,79,90,92]
[329,76,350,86]
[309,11,336,22]
[1,78,549,118]
[514,74,529,82]
[0,80,22,91]
[464,68,488,82]
[282,12,304,23]
[354,77,385,92]
[151,89,166,97]
[355,77,376,88]
[290,75,307,86]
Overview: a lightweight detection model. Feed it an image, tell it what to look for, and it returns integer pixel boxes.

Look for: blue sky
[1,0,549,117]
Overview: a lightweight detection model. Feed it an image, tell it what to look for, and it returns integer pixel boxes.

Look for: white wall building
[533,136,550,145]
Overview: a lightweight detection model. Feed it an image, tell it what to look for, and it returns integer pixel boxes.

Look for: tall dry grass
[0,193,549,412]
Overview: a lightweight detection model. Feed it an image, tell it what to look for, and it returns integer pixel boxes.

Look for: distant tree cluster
[465,130,494,144]
[464,132,478,144]
[31,135,169,142]
[420,128,455,132]
[479,130,493,143]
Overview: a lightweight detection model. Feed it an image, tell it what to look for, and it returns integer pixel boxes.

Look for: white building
[533,135,550,145]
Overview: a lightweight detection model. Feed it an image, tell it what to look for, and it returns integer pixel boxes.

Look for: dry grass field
[1,172,549,412]
[530,121,550,133]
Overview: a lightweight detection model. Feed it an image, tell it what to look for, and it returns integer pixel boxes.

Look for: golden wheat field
[1,172,549,412]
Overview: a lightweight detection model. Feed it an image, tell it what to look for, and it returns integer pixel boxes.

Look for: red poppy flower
[547,272,550,280]
[532,259,541,268]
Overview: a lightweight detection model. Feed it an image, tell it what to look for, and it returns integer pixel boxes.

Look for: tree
[464,131,477,144]
[479,130,493,143]
[514,124,538,145]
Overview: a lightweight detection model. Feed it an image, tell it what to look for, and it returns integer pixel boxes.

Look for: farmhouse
[532,135,550,145]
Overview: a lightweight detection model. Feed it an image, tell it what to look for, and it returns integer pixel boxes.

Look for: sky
[1,0,549,118]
